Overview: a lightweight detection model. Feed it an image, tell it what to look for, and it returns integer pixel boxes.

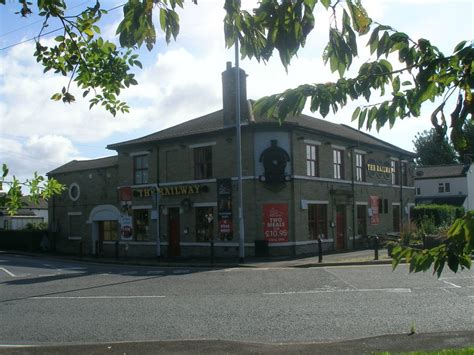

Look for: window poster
[263,203,289,242]
[120,215,133,240]
[369,196,380,225]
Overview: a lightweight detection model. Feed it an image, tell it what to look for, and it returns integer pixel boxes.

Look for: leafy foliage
[413,129,459,166]
[392,211,474,277]
[0,164,64,216]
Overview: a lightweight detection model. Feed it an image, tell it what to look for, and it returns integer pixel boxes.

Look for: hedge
[412,204,465,227]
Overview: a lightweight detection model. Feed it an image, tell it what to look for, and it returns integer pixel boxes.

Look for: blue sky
[0,0,473,183]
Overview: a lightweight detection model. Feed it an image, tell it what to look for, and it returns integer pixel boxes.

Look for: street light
[235,37,245,263]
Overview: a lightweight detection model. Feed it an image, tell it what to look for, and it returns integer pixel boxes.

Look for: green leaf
[83,28,94,37]
[392,76,400,93]
[351,107,361,122]
[453,40,467,53]
[51,93,62,101]
[320,0,331,9]
[2,164,8,178]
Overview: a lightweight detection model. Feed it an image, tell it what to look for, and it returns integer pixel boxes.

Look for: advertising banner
[369,196,380,225]
[263,203,289,242]
[120,215,133,240]
[217,178,233,240]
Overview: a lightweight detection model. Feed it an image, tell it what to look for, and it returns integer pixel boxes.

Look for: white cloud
[0,134,81,182]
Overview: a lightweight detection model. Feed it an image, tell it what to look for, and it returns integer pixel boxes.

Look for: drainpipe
[399,157,403,232]
[351,147,356,250]
[156,147,161,258]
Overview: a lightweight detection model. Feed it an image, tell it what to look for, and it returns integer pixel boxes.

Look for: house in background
[414,163,474,211]
[0,197,48,230]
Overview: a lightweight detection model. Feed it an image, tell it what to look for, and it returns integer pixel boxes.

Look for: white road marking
[443,280,461,288]
[323,267,359,290]
[0,267,17,277]
[264,288,411,295]
[29,295,166,300]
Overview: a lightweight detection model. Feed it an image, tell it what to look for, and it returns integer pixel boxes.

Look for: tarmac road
[0,254,473,352]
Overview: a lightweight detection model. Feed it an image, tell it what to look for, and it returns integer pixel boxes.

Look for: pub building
[48,62,415,258]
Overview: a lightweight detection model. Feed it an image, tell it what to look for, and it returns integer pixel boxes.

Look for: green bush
[412,205,464,229]
[23,222,48,231]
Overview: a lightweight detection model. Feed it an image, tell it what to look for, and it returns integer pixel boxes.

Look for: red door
[336,205,346,250]
[168,208,181,257]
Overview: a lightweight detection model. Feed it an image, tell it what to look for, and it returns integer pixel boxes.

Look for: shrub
[23,222,48,231]
[412,205,464,228]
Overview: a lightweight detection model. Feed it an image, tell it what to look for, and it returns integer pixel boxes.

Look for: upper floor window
[333,149,344,179]
[133,155,149,184]
[391,160,399,185]
[355,153,365,182]
[306,144,318,177]
[438,182,451,193]
[401,161,408,186]
[194,146,213,179]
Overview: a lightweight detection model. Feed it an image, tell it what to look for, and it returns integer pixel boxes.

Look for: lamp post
[235,38,245,263]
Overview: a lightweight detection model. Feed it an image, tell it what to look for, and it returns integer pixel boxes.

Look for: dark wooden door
[168,208,181,257]
[97,221,104,255]
[336,205,346,250]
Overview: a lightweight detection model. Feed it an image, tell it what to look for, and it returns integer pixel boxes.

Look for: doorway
[336,205,346,250]
[168,207,181,257]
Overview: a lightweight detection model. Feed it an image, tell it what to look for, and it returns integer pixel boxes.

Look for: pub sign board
[217,178,233,240]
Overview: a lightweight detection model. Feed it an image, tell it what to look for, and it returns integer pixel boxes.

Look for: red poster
[369,196,380,225]
[263,203,289,243]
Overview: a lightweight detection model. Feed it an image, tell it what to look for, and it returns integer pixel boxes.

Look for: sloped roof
[21,196,48,209]
[0,196,47,215]
[48,156,118,175]
[107,110,225,149]
[415,164,469,179]
[107,108,414,156]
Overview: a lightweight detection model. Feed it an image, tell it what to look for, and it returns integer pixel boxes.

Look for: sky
[0,0,473,184]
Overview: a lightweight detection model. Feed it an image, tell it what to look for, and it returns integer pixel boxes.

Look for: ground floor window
[100,220,118,241]
[195,207,214,242]
[68,214,81,239]
[308,204,327,239]
[133,209,150,241]
[392,205,400,232]
[356,205,367,236]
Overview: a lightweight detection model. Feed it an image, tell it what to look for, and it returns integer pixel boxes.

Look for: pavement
[1,247,395,269]
[2,248,473,354]
[1,331,473,354]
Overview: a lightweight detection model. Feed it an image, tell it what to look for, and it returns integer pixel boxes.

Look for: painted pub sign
[217,178,233,240]
[369,196,380,225]
[263,203,289,242]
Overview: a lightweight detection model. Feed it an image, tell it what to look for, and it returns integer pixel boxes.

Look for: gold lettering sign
[367,164,393,174]
[133,184,203,198]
